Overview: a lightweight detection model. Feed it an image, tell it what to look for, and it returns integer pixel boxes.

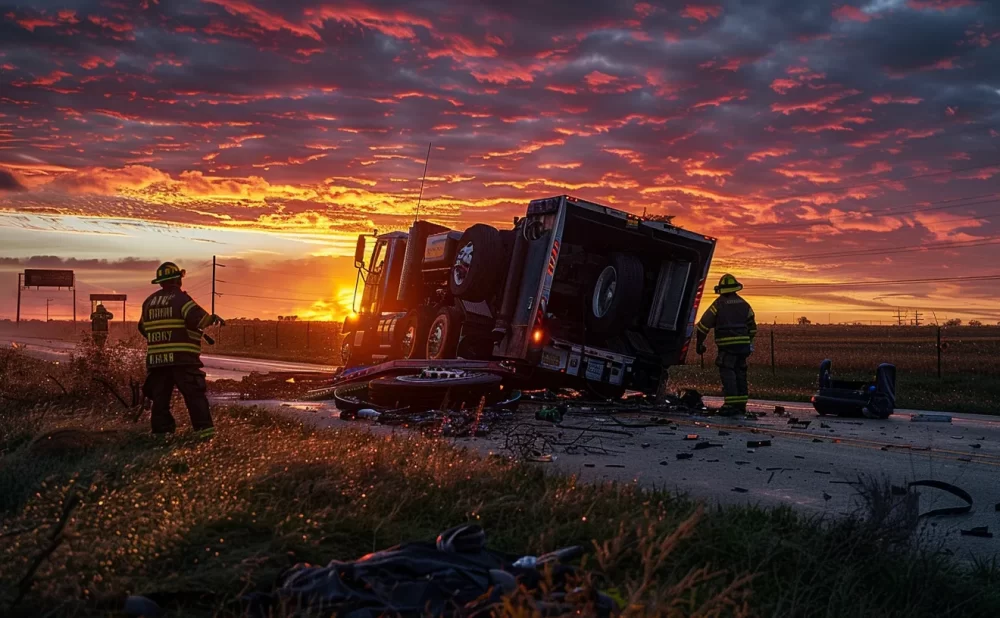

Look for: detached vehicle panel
[341,195,716,397]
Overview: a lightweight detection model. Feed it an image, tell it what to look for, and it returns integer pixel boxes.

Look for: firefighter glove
[209,314,226,327]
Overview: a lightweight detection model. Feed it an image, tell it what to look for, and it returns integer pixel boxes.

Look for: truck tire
[426,306,463,360]
[449,224,504,302]
[587,253,644,334]
[368,371,502,409]
[397,307,434,359]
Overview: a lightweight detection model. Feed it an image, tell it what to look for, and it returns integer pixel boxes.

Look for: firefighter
[138,262,224,438]
[90,303,114,348]
[695,274,757,416]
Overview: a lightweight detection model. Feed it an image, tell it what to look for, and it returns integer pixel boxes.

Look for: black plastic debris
[693,441,722,450]
[909,480,973,517]
[960,527,993,539]
[735,460,750,465]
[995,502,1000,512]
[718,430,731,436]
[787,417,800,424]
[659,461,668,466]
[747,440,771,448]
[606,464,625,468]
[812,438,823,443]
[823,492,833,501]
[676,453,694,460]
[813,470,831,475]
[969,443,982,449]
[731,487,749,493]
[774,405,786,415]
[244,526,615,618]
[794,455,805,460]
[641,443,651,448]
[584,463,596,468]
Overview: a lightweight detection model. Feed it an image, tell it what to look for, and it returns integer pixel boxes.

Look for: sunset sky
[1,0,999,324]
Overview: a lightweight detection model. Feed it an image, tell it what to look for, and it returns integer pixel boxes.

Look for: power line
[217,292,334,303]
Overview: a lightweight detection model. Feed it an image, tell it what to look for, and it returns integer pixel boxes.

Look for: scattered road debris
[640,443,650,448]
[774,405,786,415]
[823,492,833,501]
[911,413,952,423]
[718,430,730,436]
[960,526,993,539]
[731,487,749,493]
[693,441,722,450]
[584,463,595,468]
[684,434,699,440]
[969,443,982,449]
[676,453,693,460]
[812,438,823,443]
[527,454,554,463]
[606,464,625,468]
[747,440,771,448]
[908,480,974,518]
[813,470,831,475]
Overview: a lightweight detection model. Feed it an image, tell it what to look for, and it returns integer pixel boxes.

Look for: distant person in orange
[90,303,114,348]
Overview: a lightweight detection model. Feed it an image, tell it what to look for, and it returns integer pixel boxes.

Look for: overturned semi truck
[340,195,716,400]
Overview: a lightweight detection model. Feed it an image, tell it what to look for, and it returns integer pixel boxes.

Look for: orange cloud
[832,5,872,22]
[870,94,923,104]
[681,5,723,22]
[749,147,794,161]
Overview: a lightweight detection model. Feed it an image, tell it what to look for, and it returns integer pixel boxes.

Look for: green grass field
[2,347,1000,617]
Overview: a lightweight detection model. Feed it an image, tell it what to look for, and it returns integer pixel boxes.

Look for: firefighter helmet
[714,273,743,294]
[152,262,185,284]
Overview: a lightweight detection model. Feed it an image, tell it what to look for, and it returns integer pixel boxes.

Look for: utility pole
[894,308,906,326]
[912,310,922,327]
[212,255,217,315]
[46,298,54,321]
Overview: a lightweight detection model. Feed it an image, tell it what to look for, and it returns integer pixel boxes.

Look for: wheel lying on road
[587,253,644,334]
[368,369,502,410]
[449,224,504,302]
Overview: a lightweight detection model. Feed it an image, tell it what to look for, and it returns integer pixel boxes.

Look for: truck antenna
[414,142,432,224]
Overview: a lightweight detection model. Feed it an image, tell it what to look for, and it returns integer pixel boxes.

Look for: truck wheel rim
[592,266,617,318]
[428,322,444,357]
[453,242,474,287]
[341,340,352,364]
[401,325,416,357]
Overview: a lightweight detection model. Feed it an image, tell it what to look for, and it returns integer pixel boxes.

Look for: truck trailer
[340,195,715,400]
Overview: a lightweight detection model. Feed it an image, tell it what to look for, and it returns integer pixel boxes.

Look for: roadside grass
[669,365,1000,415]
[1,402,999,616]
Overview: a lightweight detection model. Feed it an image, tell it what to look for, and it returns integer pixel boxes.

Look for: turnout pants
[143,366,214,435]
[92,331,108,348]
[716,350,749,410]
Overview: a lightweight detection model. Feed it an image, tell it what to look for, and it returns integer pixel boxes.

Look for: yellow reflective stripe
[697,323,710,334]
[716,336,751,343]
[181,300,197,318]
[197,313,213,329]
[187,329,203,341]
[143,319,185,331]
[147,343,201,354]
[724,396,749,402]
[709,305,718,314]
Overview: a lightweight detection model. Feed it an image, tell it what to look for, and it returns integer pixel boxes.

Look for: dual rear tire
[397,306,462,361]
